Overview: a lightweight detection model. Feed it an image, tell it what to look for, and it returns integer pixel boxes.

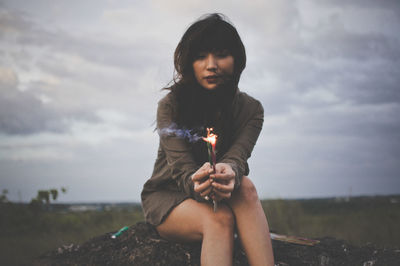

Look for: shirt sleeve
[219,99,264,189]
[157,95,198,198]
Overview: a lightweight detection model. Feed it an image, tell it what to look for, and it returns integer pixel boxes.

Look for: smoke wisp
[158,123,203,142]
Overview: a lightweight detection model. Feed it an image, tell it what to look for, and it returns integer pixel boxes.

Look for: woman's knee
[237,176,259,204]
[204,204,235,230]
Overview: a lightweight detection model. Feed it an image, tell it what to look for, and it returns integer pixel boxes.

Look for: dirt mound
[34,222,400,266]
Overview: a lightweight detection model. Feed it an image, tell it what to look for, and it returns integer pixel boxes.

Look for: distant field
[0,203,144,266]
[262,195,400,249]
[1,195,399,265]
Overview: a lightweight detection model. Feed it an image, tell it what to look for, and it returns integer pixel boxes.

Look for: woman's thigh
[156,198,230,243]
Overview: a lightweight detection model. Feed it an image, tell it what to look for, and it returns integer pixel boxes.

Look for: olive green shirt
[141,90,264,226]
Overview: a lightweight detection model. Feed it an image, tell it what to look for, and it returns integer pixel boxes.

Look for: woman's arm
[219,98,264,189]
[157,95,205,198]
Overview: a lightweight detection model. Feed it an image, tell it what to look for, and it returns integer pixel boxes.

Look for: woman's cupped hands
[191,162,236,202]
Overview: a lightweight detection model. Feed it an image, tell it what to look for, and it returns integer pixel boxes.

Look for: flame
[203,128,217,147]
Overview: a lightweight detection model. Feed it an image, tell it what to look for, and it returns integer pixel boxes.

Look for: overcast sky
[1,0,399,203]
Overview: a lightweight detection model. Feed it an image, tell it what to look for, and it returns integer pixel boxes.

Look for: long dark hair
[167,13,246,162]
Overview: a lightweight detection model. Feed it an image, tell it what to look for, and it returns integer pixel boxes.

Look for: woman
[141,13,274,266]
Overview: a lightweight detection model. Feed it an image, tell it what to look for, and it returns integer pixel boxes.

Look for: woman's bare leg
[157,198,234,266]
[228,176,274,266]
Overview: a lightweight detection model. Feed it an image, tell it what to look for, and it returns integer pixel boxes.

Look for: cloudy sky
[1,0,399,203]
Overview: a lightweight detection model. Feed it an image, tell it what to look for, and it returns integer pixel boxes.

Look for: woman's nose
[205,54,217,70]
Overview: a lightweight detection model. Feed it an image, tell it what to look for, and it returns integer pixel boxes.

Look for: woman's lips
[204,75,219,83]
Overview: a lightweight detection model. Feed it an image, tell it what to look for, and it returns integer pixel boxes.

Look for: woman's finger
[202,162,211,169]
[192,170,208,181]
[212,189,231,199]
[192,168,213,182]
[212,180,234,193]
[199,162,211,172]
[213,163,235,179]
[200,187,212,197]
[193,178,213,193]
[210,172,234,181]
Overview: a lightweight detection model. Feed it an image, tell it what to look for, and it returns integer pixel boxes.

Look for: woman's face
[192,50,234,90]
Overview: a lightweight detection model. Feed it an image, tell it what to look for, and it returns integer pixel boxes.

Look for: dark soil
[33,222,400,266]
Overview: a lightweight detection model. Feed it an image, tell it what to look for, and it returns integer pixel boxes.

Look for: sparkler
[203,128,218,212]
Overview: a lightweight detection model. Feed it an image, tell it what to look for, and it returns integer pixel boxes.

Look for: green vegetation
[262,196,400,248]
[1,195,399,265]
[29,187,67,210]
[0,202,144,266]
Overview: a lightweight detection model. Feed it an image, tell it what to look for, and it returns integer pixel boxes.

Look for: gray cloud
[0,68,98,135]
[0,6,161,136]
[247,10,400,111]
[314,0,400,12]
[0,7,163,71]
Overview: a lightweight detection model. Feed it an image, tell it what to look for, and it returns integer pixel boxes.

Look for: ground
[33,222,400,266]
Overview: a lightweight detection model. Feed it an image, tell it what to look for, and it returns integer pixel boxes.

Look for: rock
[33,222,400,266]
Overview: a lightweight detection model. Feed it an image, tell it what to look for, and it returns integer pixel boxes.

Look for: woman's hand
[210,163,236,201]
[191,162,214,199]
